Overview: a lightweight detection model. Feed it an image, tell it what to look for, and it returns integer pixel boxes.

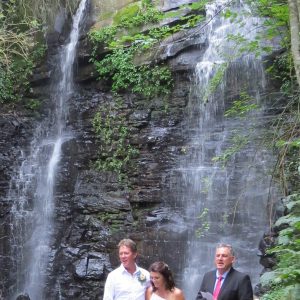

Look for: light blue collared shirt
[214,268,231,290]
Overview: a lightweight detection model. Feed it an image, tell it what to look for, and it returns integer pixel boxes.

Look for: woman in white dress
[145,261,185,300]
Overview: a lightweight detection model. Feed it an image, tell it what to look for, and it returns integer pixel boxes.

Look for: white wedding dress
[150,293,166,300]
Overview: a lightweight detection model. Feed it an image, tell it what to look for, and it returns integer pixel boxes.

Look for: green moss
[99,11,114,22]
[113,3,140,25]
[164,10,182,19]
[190,1,207,10]
[89,1,208,100]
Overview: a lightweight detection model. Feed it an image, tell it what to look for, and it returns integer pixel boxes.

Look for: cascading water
[7,0,88,299]
[170,0,281,298]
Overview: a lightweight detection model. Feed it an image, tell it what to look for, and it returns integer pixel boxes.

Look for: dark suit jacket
[195,268,253,300]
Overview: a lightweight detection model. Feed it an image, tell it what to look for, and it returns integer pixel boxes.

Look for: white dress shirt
[103,264,150,300]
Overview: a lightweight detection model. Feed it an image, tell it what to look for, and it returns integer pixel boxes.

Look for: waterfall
[172,0,280,298]
[7,0,88,299]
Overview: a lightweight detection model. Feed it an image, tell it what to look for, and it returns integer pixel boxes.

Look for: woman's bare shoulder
[172,287,185,300]
[145,286,154,300]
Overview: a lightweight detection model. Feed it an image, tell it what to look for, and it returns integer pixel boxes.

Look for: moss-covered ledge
[91,0,138,27]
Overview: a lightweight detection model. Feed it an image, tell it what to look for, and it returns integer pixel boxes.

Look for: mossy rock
[274,215,300,228]
[286,199,300,214]
[262,285,300,300]
[260,270,283,287]
[113,2,141,25]
[91,0,139,28]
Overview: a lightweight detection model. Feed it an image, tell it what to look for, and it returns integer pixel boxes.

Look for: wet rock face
[0,49,196,299]
[15,294,31,300]
[1,0,274,297]
[0,114,33,196]
[157,0,198,11]
[0,0,207,296]
[44,67,193,299]
[0,111,35,294]
[3,1,277,298]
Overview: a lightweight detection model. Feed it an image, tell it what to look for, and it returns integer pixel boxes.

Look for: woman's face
[150,271,166,289]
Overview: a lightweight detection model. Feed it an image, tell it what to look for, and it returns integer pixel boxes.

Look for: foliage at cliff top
[88,0,207,98]
[89,0,207,180]
[0,1,41,103]
[0,0,79,104]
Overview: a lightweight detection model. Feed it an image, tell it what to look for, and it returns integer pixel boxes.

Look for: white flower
[136,271,146,284]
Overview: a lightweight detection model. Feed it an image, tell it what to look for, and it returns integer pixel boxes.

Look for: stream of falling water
[172,0,281,298]
[8,1,88,299]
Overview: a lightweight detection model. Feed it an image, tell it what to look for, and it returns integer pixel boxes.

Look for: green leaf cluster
[260,195,300,300]
[0,0,50,103]
[89,3,163,46]
[195,208,210,238]
[203,62,228,102]
[210,90,257,167]
[228,0,289,48]
[92,98,139,182]
[209,0,291,100]
[92,47,173,97]
[89,1,207,98]
[0,0,79,104]
[224,91,258,117]
[212,134,249,167]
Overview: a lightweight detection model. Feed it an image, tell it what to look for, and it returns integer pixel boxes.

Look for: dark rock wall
[0,32,201,298]
[45,64,195,298]
[0,111,36,296]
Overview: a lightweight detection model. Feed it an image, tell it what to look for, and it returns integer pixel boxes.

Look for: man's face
[214,247,235,274]
[119,245,137,270]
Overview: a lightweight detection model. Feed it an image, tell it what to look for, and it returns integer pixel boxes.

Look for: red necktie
[213,276,223,300]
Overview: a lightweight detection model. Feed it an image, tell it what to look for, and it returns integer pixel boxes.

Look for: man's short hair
[118,238,138,253]
[216,243,235,256]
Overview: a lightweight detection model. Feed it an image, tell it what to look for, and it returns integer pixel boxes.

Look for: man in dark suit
[195,243,253,300]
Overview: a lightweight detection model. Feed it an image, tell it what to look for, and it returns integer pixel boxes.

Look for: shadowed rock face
[0,1,283,299]
[0,19,200,300]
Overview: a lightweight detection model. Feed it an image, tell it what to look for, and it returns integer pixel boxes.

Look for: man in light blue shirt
[103,238,150,300]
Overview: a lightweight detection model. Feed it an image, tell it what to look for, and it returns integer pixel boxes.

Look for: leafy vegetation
[204,0,291,100]
[260,195,300,300]
[195,208,210,238]
[0,0,80,104]
[92,98,139,182]
[89,1,207,98]
[204,62,228,102]
[224,91,258,117]
[89,0,208,179]
[0,3,42,103]
[212,133,249,167]
[92,46,173,97]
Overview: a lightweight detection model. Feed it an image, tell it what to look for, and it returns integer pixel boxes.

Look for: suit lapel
[208,271,217,293]
[218,268,234,299]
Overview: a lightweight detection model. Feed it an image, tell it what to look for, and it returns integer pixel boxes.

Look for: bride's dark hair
[149,261,176,291]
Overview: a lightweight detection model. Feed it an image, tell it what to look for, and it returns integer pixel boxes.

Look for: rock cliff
[0,1,283,299]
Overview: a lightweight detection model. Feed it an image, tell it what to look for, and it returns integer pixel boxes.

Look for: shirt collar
[216,268,231,279]
[120,263,139,274]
